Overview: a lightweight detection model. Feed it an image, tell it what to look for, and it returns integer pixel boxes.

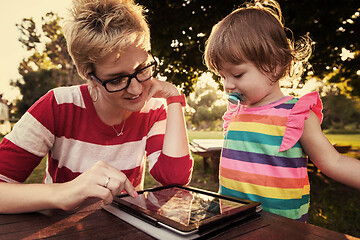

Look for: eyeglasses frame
[89,53,158,93]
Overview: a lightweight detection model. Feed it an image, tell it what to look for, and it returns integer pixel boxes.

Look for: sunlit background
[0,0,71,102]
[1,0,338,104]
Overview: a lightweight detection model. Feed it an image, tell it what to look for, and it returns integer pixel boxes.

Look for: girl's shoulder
[291,91,323,123]
[279,91,323,152]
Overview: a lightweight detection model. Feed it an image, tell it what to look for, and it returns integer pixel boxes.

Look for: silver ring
[104,177,111,188]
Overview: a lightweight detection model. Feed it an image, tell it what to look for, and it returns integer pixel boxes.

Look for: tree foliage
[12,69,63,118]
[280,0,360,97]
[12,1,360,118]
[140,0,360,97]
[186,83,227,130]
[321,89,360,130]
[142,0,239,95]
[12,12,82,117]
[16,13,76,77]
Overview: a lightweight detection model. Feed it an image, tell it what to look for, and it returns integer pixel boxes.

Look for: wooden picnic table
[189,139,223,180]
[0,198,358,239]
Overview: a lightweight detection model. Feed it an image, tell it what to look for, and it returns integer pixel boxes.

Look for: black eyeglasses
[89,54,157,93]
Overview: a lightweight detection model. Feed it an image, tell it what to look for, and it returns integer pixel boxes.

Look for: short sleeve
[279,91,323,152]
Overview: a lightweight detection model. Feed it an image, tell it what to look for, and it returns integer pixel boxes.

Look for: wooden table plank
[0,198,358,240]
[234,211,352,240]
[0,199,155,240]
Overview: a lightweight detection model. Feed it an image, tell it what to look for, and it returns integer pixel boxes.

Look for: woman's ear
[86,73,97,87]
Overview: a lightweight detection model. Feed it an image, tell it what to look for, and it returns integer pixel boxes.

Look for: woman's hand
[54,160,138,211]
[146,78,180,100]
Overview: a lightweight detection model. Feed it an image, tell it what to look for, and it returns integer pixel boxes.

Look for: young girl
[204,0,360,221]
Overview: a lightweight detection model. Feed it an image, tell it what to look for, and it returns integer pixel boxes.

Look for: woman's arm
[162,98,190,157]
[300,111,360,190]
[0,160,137,214]
[0,182,60,213]
[147,78,190,157]
[145,78,193,185]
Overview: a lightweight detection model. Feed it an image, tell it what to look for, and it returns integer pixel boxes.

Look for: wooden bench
[333,144,352,153]
[189,139,223,180]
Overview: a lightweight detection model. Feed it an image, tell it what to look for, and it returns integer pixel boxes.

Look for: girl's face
[93,45,153,112]
[219,61,283,108]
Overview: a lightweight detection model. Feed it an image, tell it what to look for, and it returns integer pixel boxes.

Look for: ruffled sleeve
[279,91,323,152]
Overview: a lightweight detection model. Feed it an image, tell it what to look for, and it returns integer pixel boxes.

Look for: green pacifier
[227,92,244,104]
[227,92,244,112]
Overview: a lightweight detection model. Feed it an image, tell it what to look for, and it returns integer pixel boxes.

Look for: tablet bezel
[112,185,261,235]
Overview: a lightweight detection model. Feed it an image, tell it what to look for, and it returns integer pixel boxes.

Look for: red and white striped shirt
[0,85,193,189]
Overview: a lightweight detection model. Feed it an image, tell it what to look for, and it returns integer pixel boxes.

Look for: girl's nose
[223,78,236,93]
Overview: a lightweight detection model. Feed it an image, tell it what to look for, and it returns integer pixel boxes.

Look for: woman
[0,0,193,213]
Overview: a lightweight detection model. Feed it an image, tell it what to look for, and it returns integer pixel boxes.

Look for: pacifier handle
[227,92,244,112]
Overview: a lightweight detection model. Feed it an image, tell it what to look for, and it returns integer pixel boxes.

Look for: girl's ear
[271,65,283,81]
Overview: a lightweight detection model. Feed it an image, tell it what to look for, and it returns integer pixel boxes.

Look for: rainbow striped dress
[219,92,323,221]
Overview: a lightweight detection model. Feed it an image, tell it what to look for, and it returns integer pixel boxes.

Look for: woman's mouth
[126,93,142,101]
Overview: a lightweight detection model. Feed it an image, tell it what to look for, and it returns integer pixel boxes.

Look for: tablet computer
[111,185,262,236]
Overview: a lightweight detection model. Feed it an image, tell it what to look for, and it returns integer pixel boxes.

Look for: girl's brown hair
[204,0,312,82]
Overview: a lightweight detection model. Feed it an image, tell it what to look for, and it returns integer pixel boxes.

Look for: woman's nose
[126,77,143,95]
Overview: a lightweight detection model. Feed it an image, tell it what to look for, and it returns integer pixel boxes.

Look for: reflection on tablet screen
[120,187,246,227]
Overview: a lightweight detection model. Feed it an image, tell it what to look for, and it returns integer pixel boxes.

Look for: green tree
[321,89,360,130]
[140,0,360,97]
[186,82,227,130]
[12,1,360,119]
[12,69,62,118]
[12,12,82,117]
[142,0,239,95]
[280,0,360,97]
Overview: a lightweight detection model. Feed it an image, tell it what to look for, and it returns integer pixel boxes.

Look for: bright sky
[0,0,71,102]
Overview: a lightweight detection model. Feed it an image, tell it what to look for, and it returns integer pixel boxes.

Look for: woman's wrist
[166,94,186,107]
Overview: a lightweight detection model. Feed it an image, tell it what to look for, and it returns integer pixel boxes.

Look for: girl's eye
[234,73,244,78]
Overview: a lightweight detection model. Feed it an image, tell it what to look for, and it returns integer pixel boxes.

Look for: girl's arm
[300,111,360,190]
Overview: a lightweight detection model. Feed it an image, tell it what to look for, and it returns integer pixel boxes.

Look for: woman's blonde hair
[204,0,312,82]
[62,0,150,80]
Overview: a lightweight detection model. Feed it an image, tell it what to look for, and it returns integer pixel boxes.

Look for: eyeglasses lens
[105,63,156,92]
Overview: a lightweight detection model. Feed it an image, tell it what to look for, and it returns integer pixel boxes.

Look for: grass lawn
[1,131,360,237]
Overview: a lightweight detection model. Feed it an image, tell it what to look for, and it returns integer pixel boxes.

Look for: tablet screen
[114,186,260,234]
[120,187,245,225]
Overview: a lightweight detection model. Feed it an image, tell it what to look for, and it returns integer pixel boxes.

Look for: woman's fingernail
[133,190,138,198]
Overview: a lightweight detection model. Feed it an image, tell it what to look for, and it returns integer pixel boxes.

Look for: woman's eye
[234,73,243,78]
[109,77,127,85]
[137,67,148,77]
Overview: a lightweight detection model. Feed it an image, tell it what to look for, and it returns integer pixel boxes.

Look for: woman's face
[92,45,153,112]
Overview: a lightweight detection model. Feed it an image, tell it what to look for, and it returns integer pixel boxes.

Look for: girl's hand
[146,78,180,100]
[53,160,137,211]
